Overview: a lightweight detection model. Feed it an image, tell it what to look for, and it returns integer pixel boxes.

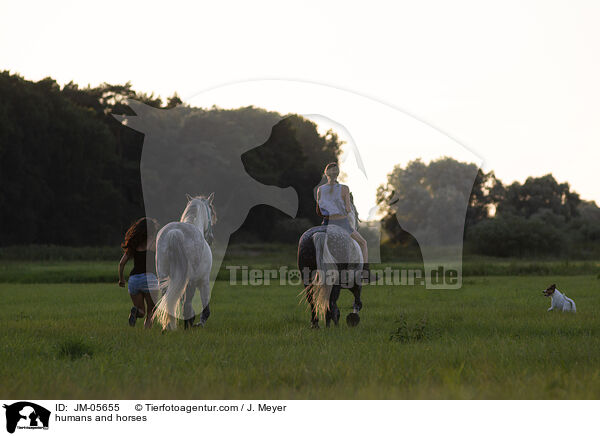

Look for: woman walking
[118,217,160,328]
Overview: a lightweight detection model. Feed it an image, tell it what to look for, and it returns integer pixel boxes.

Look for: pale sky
[2,0,600,216]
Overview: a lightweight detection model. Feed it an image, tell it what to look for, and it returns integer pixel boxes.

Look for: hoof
[346,313,360,327]
[192,320,206,328]
[310,322,320,329]
[184,316,195,330]
[333,308,340,326]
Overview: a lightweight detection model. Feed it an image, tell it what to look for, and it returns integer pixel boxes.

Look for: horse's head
[182,193,217,245]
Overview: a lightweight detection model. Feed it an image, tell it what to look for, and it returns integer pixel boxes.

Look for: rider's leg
[350,231,368,264]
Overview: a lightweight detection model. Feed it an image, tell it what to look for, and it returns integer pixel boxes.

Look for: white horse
[153,194,216,331]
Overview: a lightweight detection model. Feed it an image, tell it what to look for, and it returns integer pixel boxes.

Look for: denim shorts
[128,273,159,295]
[322,217,354,234]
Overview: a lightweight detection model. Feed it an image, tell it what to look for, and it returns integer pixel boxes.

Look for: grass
[0,261,118,283]
[1,257,599,283]
[1,275,599,399]
[2,243,600,284]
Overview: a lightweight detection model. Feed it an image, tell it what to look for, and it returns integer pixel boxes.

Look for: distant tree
[376,157,495,245]
[239,115,342,241]
[0,72,341,246]
[3,70,599,257]
[565,200,600,257]
[466,170,504,229]
[166,93,183,108]
[0,72,127,245]
[468,175,590,257]
[497,174,580,221]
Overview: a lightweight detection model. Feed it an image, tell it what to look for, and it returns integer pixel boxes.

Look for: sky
[2,0,600,217]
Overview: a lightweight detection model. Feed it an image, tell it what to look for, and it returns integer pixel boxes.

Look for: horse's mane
[180,195,217,225]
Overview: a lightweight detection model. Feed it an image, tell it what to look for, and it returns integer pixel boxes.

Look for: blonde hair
[324,162,339,175]
[324,162,339,192]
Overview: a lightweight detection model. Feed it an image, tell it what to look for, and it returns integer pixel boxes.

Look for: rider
[316,162,369,276]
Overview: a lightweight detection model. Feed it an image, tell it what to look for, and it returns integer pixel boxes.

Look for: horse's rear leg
[199,304,210,324]
[193,276,211,327]
[326,285,341,327]
[183,283,196,329]
[346,284,362,327]
[351,284,363,312]
[304,284,319,328]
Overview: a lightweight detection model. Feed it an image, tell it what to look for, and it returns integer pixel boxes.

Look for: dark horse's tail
[305,232,338,320]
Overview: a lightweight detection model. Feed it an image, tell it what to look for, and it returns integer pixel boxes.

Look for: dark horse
[298,225,364,328]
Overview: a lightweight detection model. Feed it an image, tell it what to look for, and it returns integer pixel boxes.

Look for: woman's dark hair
[121,217,159,253]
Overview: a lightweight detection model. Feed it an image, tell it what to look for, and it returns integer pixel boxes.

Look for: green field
[1,267,599,399]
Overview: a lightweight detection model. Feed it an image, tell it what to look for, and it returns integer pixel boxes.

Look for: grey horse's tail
[306,232,338,320]
[153,229,189,330]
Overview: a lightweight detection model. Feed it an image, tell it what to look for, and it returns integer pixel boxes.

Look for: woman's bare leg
[129,293,146,317]
[142,293,155,329]
[350,231,368,264]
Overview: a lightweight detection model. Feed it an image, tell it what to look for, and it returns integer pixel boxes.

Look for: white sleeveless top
[318,183,346,216]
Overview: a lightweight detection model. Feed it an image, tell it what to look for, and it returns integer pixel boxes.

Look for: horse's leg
[308,293,319,328]
[200,303,210,324]
[304,281,319,328]
[352,283,363,312]
[332,285,341,326]
[195,276,211,327]
[326,285,341,327]
[183,282,196,329]
[346,283,362,327]
[300,268,319,329]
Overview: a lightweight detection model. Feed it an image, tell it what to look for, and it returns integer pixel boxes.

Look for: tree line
[377,158,600,258]
[0,72,339,246]
[1,72,598,258]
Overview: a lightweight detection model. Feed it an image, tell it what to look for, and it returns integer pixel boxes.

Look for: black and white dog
[542,284,576,312]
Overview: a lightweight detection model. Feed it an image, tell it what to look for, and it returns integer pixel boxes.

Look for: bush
[467,214,565,257]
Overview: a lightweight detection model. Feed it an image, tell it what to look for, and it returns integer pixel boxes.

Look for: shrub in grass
[390,314,430,343]
[57,339,94,360]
